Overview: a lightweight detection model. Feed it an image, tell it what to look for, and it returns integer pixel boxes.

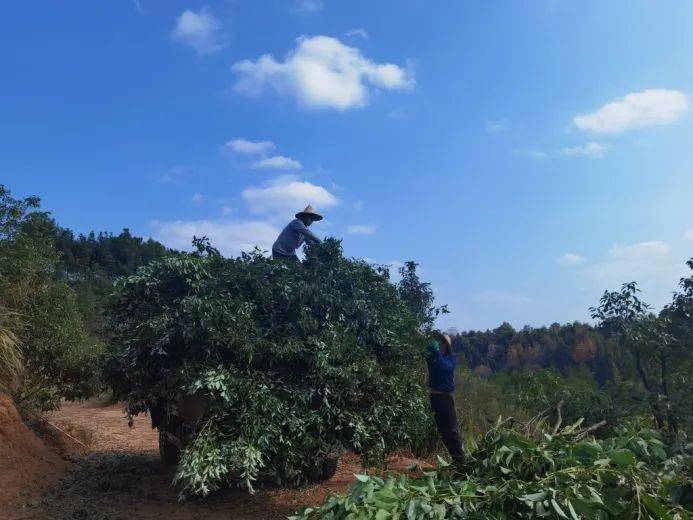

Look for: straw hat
[296,205,323,221]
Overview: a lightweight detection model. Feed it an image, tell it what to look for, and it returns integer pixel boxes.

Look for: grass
[0,308,23,393]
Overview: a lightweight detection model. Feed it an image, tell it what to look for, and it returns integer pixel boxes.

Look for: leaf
[551,499,569,519]
[375,509,390,520]
[521,491,547,502]
[641,494,673,520]
[355,474,371,482]
[608,449,636,467]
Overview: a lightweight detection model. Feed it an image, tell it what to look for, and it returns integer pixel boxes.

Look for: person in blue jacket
[427,330,464,466]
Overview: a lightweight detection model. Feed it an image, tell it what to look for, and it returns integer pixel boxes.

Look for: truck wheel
[320,455,339,481]
[159,430,181,465]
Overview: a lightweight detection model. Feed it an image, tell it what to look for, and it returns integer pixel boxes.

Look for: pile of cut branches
[107,239,441,497]
[293,419,692,519]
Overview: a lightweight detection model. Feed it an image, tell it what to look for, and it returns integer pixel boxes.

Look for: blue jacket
[427,350,456,393]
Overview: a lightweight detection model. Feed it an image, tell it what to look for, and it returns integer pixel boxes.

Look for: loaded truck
[150,393,340,482]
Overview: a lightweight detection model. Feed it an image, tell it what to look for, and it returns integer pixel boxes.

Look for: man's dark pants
[430,392,464,465]
[272,250,299,262]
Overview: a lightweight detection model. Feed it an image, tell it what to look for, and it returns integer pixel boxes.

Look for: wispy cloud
[347,224,376,235]
[387,108,406,119]
[233,35,414,110]
[250,155,302,171]
[560,141,609,159]
[191,192,204,204]
[557,253,586,266]
[133,0,144,15]
[485,118,509,134]
[224,138,275,155]
[583,241,686,302]
[574,89,689,134]
[242,175,339,216]
[171,8,227,55]
[158,165,193,184]
[345,28,369,40]
[514,149,549,159]
[293,0,323,13]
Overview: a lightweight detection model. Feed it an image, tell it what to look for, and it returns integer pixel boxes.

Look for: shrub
[107,238,441,496]
[493,368,623,427]
[0,186,105,410]
[294,420,692,519]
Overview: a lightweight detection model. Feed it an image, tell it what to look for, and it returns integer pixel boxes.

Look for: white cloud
[560,141,609,159]
[293,0,323,13]
[171,8,227,55]
[387,108,406,119]
[485,118,509,134]
[608,241,671,260]
[191,192,204,204]
[250,155,302,170]
[232,35,414,110]
[158,165,192,183]
[581,240,690,313]
[242,175,339,215]
[557,253,586,266]
[345,28,369,40]
[347,224,376,235]
[150,219,279,257]
[515,149,548,159]
[133,0,144,15]
[574,89,689,134]
[685,230,693,241]
[224,138,275,155]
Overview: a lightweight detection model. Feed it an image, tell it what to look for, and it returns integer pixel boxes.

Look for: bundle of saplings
[106,238,442,497]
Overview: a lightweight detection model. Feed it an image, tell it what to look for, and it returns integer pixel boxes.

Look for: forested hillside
[451,321,612,381]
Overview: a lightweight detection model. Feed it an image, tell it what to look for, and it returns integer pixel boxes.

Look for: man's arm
[428,350,456,372]
[295,220,321,244]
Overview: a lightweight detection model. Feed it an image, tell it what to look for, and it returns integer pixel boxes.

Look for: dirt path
[16,400,423,520]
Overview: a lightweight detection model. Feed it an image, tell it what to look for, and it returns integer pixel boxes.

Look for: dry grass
[0,309,23,393]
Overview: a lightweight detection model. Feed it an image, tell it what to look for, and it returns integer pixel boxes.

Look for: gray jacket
[272,218,321,256]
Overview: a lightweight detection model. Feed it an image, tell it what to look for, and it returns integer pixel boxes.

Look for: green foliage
[494,368,623,427]
[0,185,105,409]
[107,238,439,496]
[53,227,170,337]
[591,275,693,435]
[294,420,692,519]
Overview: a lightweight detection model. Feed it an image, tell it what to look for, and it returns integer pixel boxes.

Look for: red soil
[6,399,428,519]
[0,394,66,519]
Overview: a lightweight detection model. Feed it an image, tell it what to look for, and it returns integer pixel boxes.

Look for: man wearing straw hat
[272,205,323,261]
[427,330,464,467]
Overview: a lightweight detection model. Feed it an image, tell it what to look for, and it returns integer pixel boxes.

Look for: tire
[159,430,181,465]
[320,456,339,481]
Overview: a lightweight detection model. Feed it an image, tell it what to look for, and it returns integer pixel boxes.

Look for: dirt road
[12,400,421,520]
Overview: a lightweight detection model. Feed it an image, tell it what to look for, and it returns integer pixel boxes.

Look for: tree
[590,282,680,434]
[0,185,103,409]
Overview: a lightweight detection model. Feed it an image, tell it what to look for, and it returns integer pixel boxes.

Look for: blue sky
[2,1,692,330]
